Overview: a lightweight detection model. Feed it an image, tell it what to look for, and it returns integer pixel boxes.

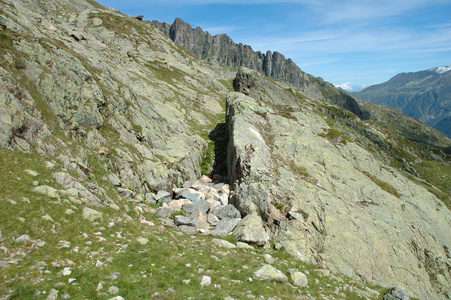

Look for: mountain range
[0,1,450,299]
[351,66,451,138]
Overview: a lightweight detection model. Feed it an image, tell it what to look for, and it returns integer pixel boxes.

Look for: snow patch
[435,66,451,74]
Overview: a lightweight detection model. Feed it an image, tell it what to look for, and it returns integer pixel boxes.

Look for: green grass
[0,145,388,300]
[361,170,401,198]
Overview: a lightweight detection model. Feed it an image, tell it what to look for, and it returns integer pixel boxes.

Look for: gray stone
[155,191,172,203]
[212,238,236,249]
[15,234,30,243]
[108,174,122,186]
[233,215,269,246]
[174,215,196,227]
[383,287,410,300]
[155,207,172,218]
[288,269,308,288]
[219,193,228,206]
[237,242,254,250]
[24,169,39,177]
[200,275,211,287]
[182,199,210,214]
[136,238,148,245]
[177,225,197,235]
[212,218,241,234]
[82,207,103,222]
[253,265,287,282]
[181,189,203,202]
[47,289,59,300]
[117,188,134,199]
[216,204,241,219]
[32,185,59,198]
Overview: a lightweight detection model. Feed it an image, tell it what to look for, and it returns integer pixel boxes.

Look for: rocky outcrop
[226,69,451,299]
[0,0,230,194]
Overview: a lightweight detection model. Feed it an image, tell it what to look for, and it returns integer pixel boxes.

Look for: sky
[96,0,451,91]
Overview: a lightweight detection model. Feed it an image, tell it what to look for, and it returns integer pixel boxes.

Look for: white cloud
[334,82,353,91]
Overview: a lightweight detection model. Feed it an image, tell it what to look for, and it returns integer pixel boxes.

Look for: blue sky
[96,0,451,91]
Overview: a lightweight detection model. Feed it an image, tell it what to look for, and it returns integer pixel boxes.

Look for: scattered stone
[263,254,275,264]
[192,210,210,229]
[233,215,269,246]
[46,289,59,300]
[65,209,75,215]
[24,169,39,176]
[155,190,171,203]
[82,207,103,222]
[61,292,71,299]
[178,225,197,235]
[96,260,104,268]
[37,240,46,247]
[32,185,59,198]
[288,269,308,287]
[45,161,55,169]
[199,175,212,183]
[182,200,210,214]
[108,297,124,300]
[15,234,30,243]
[207,213,220,226]
[314,269,330,277]
[62,267,72,276]
[7,199,17,205]
[117,188,134,199]
[212,218,241,235]
[237,242,254,250]
[106,272,121,280]
[383,287,410,300]
[168,199,191,210]
[68,278,76,284]
[137,237,149,245]
[219,193,228,206]
[42,214,54,222]
[216,204,241,219]
[107,174,122,187]
[107,286,119,295]
[174,215,196,227]
[155,207,172,218]
[253,265,287,282]
[181,189,204,202]
[200,275,211,287]
[183,279,191,284]
[212,238,236,249]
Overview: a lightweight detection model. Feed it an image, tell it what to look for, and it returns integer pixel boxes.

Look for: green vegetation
[319,128,351,145]
[361,170,401,198]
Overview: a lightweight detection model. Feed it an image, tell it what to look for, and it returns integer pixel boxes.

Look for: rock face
[352,66,451,138]
[227,69,451,299]
[0,0,229,194]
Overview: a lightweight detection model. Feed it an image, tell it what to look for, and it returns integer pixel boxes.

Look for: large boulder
[233,214,269,246]
[253,265,287,282]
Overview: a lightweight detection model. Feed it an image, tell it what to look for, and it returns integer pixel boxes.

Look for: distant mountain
[351,66,451,137]
[150,18,364,119]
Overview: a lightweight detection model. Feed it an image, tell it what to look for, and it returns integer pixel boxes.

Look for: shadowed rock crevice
[208,122,228,178]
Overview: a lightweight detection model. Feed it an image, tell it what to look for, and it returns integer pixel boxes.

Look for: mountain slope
[351,66,451,137]
[0,0,450,299]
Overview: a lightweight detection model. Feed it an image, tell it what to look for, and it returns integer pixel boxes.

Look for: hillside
[351,66,451,138]
[0,0,450,299]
